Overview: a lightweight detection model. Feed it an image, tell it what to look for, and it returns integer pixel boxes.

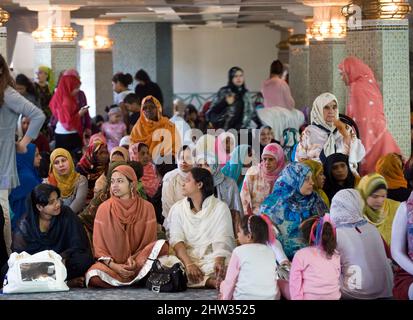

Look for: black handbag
[145,258,188,293]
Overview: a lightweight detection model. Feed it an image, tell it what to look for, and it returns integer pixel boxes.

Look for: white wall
[173,26,281,94]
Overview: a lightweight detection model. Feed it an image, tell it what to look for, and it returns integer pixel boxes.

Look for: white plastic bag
[3,250,69,294]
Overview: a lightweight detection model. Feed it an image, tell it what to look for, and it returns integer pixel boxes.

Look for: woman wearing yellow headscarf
[301,159,330,208]
[376,153,411,202]
[47,148,88,214]
[357,173,400,245]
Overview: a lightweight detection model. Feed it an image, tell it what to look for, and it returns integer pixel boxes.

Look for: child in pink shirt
[102,105,127,152]
[289,214,341,300]
[219,215,280,300]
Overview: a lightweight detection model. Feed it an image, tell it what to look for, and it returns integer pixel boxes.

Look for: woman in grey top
[0,54,46,254]
[330,188,393,299]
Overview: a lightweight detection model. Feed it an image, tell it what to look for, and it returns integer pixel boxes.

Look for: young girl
[129,142,161,199]
[101,105,127,152]
[289,214,341,300]
[219,215,280,300]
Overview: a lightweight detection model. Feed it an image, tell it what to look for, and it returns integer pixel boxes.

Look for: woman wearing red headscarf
[339,57,401,176]
[49,74,89,160]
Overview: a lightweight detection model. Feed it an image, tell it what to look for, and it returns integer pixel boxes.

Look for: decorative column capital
[342,0,411,20]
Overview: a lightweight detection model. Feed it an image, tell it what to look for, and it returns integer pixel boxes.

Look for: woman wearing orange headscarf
[376,153,411,202]
[130,95,180,159]
[339,57,401,176]
[86,165,168,287]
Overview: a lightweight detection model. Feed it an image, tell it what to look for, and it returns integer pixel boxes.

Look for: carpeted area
[0,287,218,300]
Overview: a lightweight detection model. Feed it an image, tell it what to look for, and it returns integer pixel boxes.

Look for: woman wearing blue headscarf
[221,144,252,190]
[8,143,42,230]
[260,162,328,260]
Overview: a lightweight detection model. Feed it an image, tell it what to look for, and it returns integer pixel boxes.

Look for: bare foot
[205,277,217,289]
[67,277,85,288]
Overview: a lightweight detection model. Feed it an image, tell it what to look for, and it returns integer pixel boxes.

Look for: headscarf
[357,173,388,226]
[110,146,129,162]
[323,153,356,201]
[404,156,413,185]
[129,142,160,198]
[130,95,179,158]
[221,144,250,189]
[63,69,80,78]
[49,75,82,135]
[310,92,339,157]
[48,148,80,198]
[109,165,140,225]
[375,153,407,189]
[216,132,236,167]
[76,133,108,182]
[38,66,55,92]
[9,144,42,229]
[260,143,285,182]
[119,135,131,147]
[281,127,300,161]
[339,57,401,174]
[227,66,247,97]
[330,188,366,228]
[260,162,326,225]
[302,159,330,207]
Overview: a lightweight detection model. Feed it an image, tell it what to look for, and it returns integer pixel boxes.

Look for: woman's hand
[15,141,28,154]
[214,257,226,282]
[79,107,89,117]
[111,262,136,280]
[186,263,204,284]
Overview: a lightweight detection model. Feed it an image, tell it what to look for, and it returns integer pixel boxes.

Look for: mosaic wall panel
[110,23,173,115]
[0,27,7,61]
[34,43,76,84]
[289,45,310,110]
[278,49,290,64]
[309,40,347,114]
[346,20,411,156]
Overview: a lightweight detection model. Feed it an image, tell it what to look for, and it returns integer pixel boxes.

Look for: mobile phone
[82,106,90,109]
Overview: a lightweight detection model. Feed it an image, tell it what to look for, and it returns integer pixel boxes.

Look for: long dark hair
[16,73,38,98]
[31,184,61,214]
[135,69,151,83]
[0,54,15,106]
[190,167,214,202]
[227,66,247,96]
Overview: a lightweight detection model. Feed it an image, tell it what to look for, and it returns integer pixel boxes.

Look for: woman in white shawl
[169,167,235,288]
[295,92,365,173]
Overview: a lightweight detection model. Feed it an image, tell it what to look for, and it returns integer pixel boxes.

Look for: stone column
[109,22,174,116]
[309,39,347,112]
[346,19,411,156]
[0,27,6,61]
[75,19,115,117]
[25,4,80,81]
[289,35,310,110]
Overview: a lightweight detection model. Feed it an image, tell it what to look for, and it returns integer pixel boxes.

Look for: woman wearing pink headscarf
[240,143,285,215]
[339,57,401,176]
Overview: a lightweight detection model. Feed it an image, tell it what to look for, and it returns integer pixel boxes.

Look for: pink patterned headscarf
[260,143,285,182]
[339,57,401,175]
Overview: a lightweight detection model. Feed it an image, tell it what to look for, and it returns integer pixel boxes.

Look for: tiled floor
[0,287,218,300]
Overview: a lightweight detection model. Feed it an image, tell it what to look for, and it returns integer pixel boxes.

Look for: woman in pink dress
[339,56,401,176]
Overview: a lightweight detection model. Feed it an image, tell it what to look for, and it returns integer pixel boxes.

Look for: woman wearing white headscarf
[330,189,393,299]
[295,92,365,173]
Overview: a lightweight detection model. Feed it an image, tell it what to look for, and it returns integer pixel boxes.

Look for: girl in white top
[295,92,365,173]
[219,215,280,300]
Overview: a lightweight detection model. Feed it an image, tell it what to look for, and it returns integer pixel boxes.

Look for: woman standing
[134,69,163,106]
[207,67,253,131]
[339,57,401,175]
[49,74,88,160]
[0,54,45,255]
